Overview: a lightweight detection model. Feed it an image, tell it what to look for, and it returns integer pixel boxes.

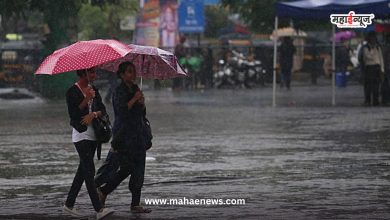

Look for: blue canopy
[276,0,390,19]
[271,0,390,106]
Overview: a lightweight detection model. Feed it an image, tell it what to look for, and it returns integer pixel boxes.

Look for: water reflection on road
[1,86,390,219]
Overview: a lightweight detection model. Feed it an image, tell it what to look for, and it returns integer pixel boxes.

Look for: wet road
[0,85,390,219]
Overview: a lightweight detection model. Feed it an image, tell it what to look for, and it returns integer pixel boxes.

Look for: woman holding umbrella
[97,61,152,213]
[64,67,114,219]
[34,39,140,218]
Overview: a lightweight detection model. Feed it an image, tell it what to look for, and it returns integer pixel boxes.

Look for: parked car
[0,39,43,87]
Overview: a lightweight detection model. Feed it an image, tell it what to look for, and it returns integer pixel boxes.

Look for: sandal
[131,206,152,213]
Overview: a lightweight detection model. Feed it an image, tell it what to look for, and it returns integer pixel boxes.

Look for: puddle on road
[1,89,390,219]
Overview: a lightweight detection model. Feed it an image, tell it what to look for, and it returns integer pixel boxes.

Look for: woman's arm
[66,86,88,132]
[78,87,95,110]
[127,90,143,109]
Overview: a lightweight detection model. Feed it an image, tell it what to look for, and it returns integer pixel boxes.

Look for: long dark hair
[116,61,136,79]
[76,69,87,77]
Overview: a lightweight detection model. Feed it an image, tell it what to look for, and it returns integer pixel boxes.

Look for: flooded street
[1,85,390,219]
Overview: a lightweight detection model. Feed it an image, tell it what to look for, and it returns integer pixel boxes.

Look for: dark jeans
[65,140,102,212]
[100,150,146,207]
[381,75,390,104]
[364,65,381,105]
[281,64,292,89]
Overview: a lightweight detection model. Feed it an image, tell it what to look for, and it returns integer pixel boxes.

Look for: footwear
[131,206,152,213]
[63,205,84,217]
[97,188,107,206]
[96,207,114,220]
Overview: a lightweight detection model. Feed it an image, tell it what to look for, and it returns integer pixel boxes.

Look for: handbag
[92,114,112,143]
[142,117,153,150]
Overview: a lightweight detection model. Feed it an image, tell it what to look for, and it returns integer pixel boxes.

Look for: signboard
[160,0,179,48]
[204,0,219,5]
[178,0,205,33]
[134,20,160,47]
[134,0,160,47]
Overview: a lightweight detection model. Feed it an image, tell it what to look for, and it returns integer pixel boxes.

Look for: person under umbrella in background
[97,62,152,214]
[279,37,296,90]
[64,67,114,219]
[336,40,351,81]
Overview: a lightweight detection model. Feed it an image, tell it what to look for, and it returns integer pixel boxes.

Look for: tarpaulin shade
[276,0,390,20]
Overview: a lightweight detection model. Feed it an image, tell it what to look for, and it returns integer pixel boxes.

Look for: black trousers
[281,63,293,89]
[100,150,146,207]
[381,75,390,104]
[364,65,381,105]
[65,140,102,212]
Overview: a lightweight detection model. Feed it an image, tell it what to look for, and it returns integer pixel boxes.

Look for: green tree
[221,0,330,34]
[78,0,138,40]
[30,0,83,55]
[0,0,30,39]
[0,0,82,52]
[221,0,277,33]
[78,4,108,40]
[204,5,231,38]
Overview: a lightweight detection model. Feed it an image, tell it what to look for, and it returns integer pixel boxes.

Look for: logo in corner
[330,11,374,28]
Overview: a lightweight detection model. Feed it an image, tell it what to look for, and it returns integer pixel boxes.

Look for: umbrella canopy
[332,30,356,42]
[276,0,390,20]
[35,39,132,75]
[270,27,307,40]
[99,44,187,80]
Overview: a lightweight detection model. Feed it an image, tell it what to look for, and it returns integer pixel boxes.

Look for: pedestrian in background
[173,36,187,90]
[203,47,214,88]
[64,68,114,219]
[97,62,152,214]
[279,37,296,90]
[381,34,390,105]
[103,69,119,103]
[336,40,351,83]
[360,31,384,106]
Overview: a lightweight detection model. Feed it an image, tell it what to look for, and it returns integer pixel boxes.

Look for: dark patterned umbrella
[99,44,187,80]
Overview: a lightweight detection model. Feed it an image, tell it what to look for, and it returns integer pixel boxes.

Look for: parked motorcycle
[245,57,267,87]
[214,50,267,89]
[214,59,235,88]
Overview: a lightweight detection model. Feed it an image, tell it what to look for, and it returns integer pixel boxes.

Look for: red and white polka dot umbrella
[35,39,132,75]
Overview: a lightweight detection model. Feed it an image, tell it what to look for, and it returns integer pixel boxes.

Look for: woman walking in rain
[63,67,114,219]
[97,61,152,213]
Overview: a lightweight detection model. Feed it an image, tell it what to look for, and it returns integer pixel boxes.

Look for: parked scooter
[214,59,235,88]
[245,56,267,87]
[214,50,267,89]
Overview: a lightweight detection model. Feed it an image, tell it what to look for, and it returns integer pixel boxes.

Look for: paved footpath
[0,84,390,220]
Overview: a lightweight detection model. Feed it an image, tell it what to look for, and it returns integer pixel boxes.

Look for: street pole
[332,24,336,106]
[139,0,144,89]
[273,16,278,107]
